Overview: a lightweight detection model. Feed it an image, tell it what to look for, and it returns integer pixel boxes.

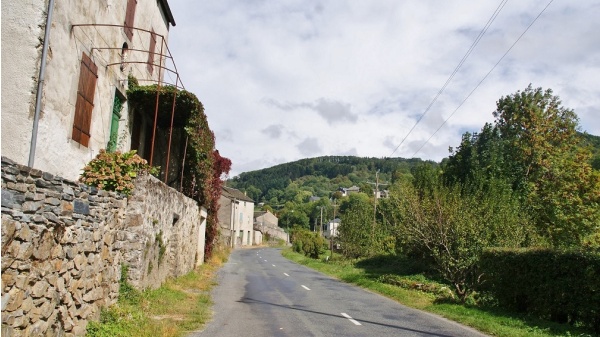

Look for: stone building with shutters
[1,0,176,181]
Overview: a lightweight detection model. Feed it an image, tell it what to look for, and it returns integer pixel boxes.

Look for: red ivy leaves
[204,149,232,259]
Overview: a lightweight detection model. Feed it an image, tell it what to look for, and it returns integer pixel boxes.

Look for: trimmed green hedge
[479,248,600,333]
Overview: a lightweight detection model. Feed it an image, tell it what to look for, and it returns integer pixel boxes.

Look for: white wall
[232,200,254,247]
[1,0,47,165]
[2,0,173,181]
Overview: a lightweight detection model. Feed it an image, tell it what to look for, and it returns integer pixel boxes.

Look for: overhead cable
[389,0,509,157]
[412,0,554,157]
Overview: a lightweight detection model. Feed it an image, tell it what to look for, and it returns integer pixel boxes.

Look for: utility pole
[367,170,388,254]
[372,170,379,249]
[319,206,324,237]
[331,199,338,254]
[231,197,237,248]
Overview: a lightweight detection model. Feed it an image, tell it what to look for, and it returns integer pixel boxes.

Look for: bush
[479,248,600,333]
[291,228,326,259]
[80,149,158,195]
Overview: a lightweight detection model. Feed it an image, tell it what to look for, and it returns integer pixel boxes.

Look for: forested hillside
[227,156,435,204]
[580,132,600,169]
[227,132,599,207]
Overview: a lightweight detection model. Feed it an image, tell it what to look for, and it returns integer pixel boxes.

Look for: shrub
[479,248,600,333]
[291,228,326,259]
[80,149,158,195]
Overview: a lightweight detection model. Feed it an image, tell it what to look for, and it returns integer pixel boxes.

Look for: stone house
[254,210,289,244]
[0,2,215,336]
[217,187,255,247]
[1,0,176,182]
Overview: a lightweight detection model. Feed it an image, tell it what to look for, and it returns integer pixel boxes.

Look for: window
[147,30,156,74]
[124,0,137,40]
[72,52,97,147]
[120,42,129,72]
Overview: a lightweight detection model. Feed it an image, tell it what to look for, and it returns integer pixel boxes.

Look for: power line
[390,0,509,157]
[412,0,554,157]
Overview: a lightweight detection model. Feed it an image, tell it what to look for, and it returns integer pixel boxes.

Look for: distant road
[188,247,488,337]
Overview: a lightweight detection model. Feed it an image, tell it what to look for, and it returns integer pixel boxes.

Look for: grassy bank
[282,249,594,337]
[86,247,229,337]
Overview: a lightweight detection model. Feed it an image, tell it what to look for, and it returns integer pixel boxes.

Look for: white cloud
[264,98,357,125]
[168,0,600,176]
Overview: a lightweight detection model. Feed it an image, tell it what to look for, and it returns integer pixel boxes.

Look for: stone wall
[1,157,205,336]
[261,225,289,243]
[1,157,127,336]
[120,174,206,290]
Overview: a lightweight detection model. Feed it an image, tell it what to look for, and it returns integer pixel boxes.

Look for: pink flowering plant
[79,149,159,195]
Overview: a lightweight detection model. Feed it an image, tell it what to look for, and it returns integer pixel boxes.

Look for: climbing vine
[127,76,231,260]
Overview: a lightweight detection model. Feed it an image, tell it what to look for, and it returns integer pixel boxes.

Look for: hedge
[479,248,600,333]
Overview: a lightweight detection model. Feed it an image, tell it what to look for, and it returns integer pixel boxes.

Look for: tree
[444,86,600,247]
[389,178,528,301]
[290,227,326,258]
[244,185,262,202]
[279,208,310,229]
[493,85,600,247]
[337,193,374,258]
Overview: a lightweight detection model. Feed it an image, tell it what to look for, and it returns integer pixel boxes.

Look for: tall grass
[87,246,230,337]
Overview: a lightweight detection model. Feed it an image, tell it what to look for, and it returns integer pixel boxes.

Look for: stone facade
[1,157,205,336]
[120,174,206,290]
[254,211,289,244]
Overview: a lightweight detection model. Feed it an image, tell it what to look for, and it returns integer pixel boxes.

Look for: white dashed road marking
[283,273,289,277]
[301,285,311,291]
[341,313,362,326]
[272,264,276,267]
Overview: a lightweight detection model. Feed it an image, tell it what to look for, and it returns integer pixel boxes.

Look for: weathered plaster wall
[217,195,235,246]
[1,0,172,181]
[217,196,255,247]
[0,0,46,165]
[254,231,263,245]
[1,157,205,336]
[236,200,255,246]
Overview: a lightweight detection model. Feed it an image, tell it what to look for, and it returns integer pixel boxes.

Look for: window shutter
[124,0,137,40]
[147,30,156,74]
[72,53,97,147]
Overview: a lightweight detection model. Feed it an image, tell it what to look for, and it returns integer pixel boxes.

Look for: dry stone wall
[121,174,206,290]
[1,157,205,336]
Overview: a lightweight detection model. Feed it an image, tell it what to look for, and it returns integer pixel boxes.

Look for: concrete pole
[29,0,55,167]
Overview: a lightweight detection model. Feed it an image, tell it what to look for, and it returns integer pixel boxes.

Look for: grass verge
[86,247,229,337]
[282,249,594,337]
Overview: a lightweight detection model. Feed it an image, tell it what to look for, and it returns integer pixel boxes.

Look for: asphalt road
[188,247,488,337]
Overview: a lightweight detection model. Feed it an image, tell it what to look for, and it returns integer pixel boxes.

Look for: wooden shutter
[147,30,156,74]
[124,0,137,40]
[72,53,98,147]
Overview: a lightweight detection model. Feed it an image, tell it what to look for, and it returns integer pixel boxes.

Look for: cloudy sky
[166,1,600,177]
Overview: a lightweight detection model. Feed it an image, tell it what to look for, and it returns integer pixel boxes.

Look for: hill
[227,156,435,204]
[227,132,599,206]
